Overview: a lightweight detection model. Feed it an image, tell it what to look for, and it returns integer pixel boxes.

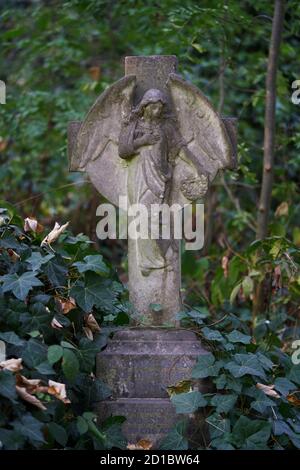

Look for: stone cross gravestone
[68,55,237,447]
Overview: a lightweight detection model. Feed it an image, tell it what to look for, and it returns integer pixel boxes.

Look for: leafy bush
[0,204,129,449]
[166,304,300,450]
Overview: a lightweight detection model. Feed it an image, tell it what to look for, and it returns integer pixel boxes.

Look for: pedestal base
[96,328,210,448]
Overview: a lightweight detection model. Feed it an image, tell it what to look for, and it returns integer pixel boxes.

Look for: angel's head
[137,89,166,120]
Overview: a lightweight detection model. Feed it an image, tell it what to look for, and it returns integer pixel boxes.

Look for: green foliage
[171,307,300,450]
[0,205,129,449]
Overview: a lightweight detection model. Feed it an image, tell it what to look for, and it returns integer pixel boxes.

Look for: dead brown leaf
[127,439,153,450]
[51,317,64,329]
[0,138,8,152]
[16,385,47,411]
[256,383,280,398]
[222,255,229,278]
[88,66,101,81]
[167,380,193,397]
[41,221,69,247]
[85,313,101,333]
[24,217,44,234]
[48,380,70,404]
[273,265,282,290]
[56,296,76,314]
[287,392,300,407]
[7,248,20,262]
[275,201,289,218]
[0,358,23,372]
[83,326,93,341]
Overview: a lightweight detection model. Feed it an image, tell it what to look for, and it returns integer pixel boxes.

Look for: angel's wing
[73,75,136,206]
[167,74,234,189]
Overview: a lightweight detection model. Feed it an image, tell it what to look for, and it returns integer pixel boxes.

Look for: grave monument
[68,55,237,447]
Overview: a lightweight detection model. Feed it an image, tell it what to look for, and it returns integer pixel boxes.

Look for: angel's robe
[118,115,184,274]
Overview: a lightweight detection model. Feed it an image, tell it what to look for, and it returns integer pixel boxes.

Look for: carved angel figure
[118,88,209,204]
[73,73,233,278]
[117,88,209,274]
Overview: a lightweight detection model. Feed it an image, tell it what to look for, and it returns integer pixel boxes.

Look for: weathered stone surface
[97,398,207,448]
[96,329,210,447]
[97,329,210,398]
[124,55,177,104]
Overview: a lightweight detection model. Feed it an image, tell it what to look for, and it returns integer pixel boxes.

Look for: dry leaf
[41,221,69,247]
[0,358,23,372]
[273,265,282,291]
[256,383,280,398]
[16,385,47,411]
[167,380,193,397]
[24,217,44,234]
[88,66,101,81]
[51,317,64,329]
[85,313,101,333]
[0,137,8,152]
[222,255,229,278]
[287,392,300,407]
[16,374,41,391]
[7,248,20,262]
[275,201,289,218]
[127,439,153,450]
[83,326,93,341]
[48,380,70,404]
[56,296,76,314]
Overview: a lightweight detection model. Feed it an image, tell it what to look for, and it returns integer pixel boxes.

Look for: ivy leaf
[35,361,55,375]
[16,414,45,446]
[224,353,266,379]
[171,391,207,414]
[77,416,89,435]
[48,422,68,446]
[62,348,79,382]
[0,370,17,401]
[71,273,119,313]
[78,338,99,372]
[210,394,237,413]
[22,339,48,368]
[73,255,109,276]
[274,377,297,396]
[231,416,272,449]
[26,252,54,271]
[288,365,300,386]
[250,390,277,413]
[159,421,188,450]
[47,345,63,365]
[226,330,252,344]
[192,353,222,378]
[0,429,25,449]
[206,412,231,440]
[0,331,24,346]
[43,258,68,287]
[0,272,43,300]
[202,327,224,342]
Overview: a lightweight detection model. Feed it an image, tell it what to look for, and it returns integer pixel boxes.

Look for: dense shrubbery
[1,203,299,450]
[167,303,300,450]
[0,204,129,449]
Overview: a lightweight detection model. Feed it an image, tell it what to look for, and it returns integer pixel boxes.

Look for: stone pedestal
[96,328,210,447]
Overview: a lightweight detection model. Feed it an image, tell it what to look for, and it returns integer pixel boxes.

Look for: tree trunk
[256,0,285,240]
[253,0,285,319]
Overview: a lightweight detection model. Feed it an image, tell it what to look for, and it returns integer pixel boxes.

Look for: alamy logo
[0,80,6,104]
[292,340,300,365]
[291,80,300,105]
